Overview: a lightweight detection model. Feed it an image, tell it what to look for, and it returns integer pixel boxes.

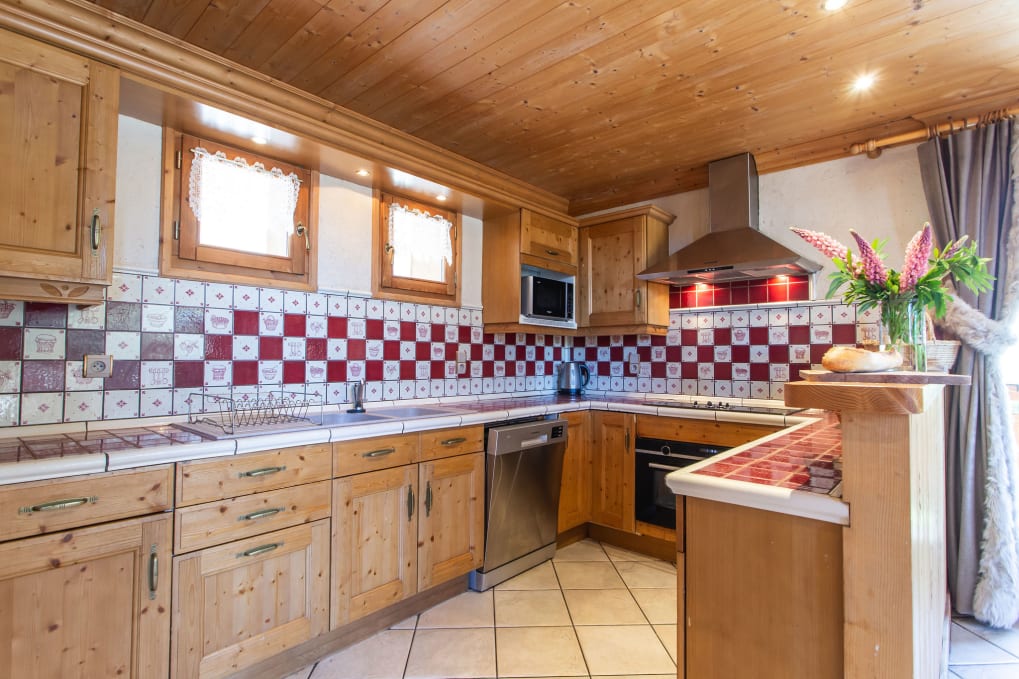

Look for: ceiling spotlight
[823,0,848,10]
[250,135,268,145]
[851,72,876,92]
[355,169,370,177]
[435,194,448,201]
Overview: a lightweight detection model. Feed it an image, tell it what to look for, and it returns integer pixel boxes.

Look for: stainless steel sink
[319,412,393,427]
[374,405,466,419]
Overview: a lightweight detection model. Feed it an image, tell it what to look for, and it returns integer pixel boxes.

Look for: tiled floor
[286,539,677,679]
[281,538,1019,679]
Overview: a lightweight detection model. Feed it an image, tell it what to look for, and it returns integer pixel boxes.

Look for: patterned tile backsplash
[0,273,877,427]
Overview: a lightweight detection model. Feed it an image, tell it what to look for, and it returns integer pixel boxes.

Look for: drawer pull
[148,544,158,600]
[238,465,286,478]
[19,496,97,515]
[545,248,560,256]
[440,437,467,447]
[238,507,284,522]
[238,542,282,559]
[425,481,433,517]
[407,485,415,521]
[362,447,396,459]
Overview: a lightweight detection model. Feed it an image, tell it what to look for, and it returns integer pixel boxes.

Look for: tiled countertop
[0,392,845,525]
[666,412,848,525]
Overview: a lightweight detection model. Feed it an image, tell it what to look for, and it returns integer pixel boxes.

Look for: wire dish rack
[175,392,323,439]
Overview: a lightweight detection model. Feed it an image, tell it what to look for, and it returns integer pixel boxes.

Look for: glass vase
[880,296,927,371]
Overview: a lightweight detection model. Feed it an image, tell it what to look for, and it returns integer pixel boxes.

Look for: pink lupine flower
[790,228,850,261]
[849,230,888,286]
[941,233,968,260]
[900,223,933,291]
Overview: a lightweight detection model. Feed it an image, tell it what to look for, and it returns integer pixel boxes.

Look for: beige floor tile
[496,560,561,591]
[950,623,1019,665]
[417,590,494,628]
[310,629,413,679]
[495,589,572,627]
[563,588,646,626]
[405,628,496,679]
[631,588,678,624]
[390,615,418,630]
[576,625,676,675]
[952,665,1019,678]
[553,561,625,590]
[614,560,677,589]
[553,539,609,562]
[654,624,678,663]
[601,542,657,562]
[283,667,313,679]
[496,626,588,677]
[955,616,1019,658]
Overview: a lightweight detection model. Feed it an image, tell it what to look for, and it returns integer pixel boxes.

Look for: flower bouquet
[791,223,992,371]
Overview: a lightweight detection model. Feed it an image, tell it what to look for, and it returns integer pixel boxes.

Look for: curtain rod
[849,106,1019,159]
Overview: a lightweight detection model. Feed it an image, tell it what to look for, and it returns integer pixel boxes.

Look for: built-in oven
[634,436,730,529]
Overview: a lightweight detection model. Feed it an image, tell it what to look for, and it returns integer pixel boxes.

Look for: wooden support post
[785,380,949,679]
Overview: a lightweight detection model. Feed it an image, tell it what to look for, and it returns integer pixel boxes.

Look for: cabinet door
[558,411,592,532]
[331,466,417,628]
[521,210,577,268]
[0,514,171,679]
[590,411,636,532]
[0,29,118,298]
[418,452,484,590]
[171,521,329,679]
[578,216,647,327]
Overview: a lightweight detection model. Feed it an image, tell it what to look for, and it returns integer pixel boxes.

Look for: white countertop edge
[501,405,550,419]
[677,415,824,474]
[545,401,589,414]
[0,455,107,484]
[234,428,331,454]
[401,415,464,432]
[106,440,237,470]
[714,410,788,426]
[607,402,659,415]
[328,421,405,441]
[652,406,716,421]
[667,472,849,525]
[459,410,510,426]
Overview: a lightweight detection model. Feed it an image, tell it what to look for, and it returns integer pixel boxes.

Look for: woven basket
[925,314,960,372]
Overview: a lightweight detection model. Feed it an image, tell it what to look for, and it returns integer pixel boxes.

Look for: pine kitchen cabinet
[557,410,592,533]
[0,466,173,679]
[589,410,636,533]
[0,28,118,304]
[577,205,674,335]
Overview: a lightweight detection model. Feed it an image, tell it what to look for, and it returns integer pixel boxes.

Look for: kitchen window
[374,192,461,305]
[161,131,318,290]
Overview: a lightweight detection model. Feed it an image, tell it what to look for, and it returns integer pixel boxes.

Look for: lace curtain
[188,147,301,257]
[388,202,453,281]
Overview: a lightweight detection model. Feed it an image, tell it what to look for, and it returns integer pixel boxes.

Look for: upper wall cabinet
[577,205,675,334]
[482,208,578,334]
[0,29,118,305]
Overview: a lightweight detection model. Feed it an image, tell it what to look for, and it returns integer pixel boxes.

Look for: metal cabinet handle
[407,485,415,521]
[90,209,101,251]
[362,447,396,458]
[635,289,642,309]
[648,462,682,473]
[238,507,284,521]
[238,465,286,478]
[19,496,97,515]
[425,481,433,517]
[625,429,631,451]
[148,545,158,600]
[545,248,560,256]
[440,437,466,447]
[238,542,282,558]
[296,222,310,251]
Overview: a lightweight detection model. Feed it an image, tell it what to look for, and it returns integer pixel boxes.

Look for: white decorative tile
[810,305,832,324]
[400,303,417,322]
[141,361,173,389]
[348,318,366,339]
[384,320,401,341]
[788,306,811,325]
[174,279,205,306]
[103,389,139,419]
[284,290,307,314]
[174,334,204,360]
[327,294,348,317]
[383,301,401,320]
[64,362,99,391]
[260,312,283,336]
[233,336,259,360]
[365,298,383,319]
[284,337,306,360]
[172,389,199,416]
[307,361,327,383]
[458,308,471,325]
[142,276,175,304]
[810,325,833,344]
[347,361,365,381]
[67,301,103,328]
[64,391,102,422]
[0,300,25,327]
[0,361,19,393]
[328,339,347,360]
[768,326,789,344]
[768,308,789,326]
[204,361,232,387]
[789,345,810,363]
[347,297,367,318]
[23,328,64,360]
[259,361,283,385]
[20,392,62,424]
[105,331,139,360]
[205,309,233,335]
[139,389,173,417]
[470,309,483,326]
[110,272,142,303]
[416,305,430,323]
[233,285,259,310]
[141,304,173,332]
[259,287,284,312]
[833,304,856,323]
[0,394,18,426]
[205,283,233,309]
[307,316,327,338]
[305,292,326,316]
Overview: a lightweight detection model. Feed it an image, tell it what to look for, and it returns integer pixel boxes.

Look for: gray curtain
[917,118,1019,626]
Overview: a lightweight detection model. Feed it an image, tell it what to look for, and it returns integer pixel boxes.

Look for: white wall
[112,115,484,303]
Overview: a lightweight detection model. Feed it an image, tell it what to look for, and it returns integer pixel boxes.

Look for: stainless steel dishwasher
[469,418,568,591]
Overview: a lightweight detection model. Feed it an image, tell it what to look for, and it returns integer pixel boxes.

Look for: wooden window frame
[160,129,318,291]
[373,191,461,306]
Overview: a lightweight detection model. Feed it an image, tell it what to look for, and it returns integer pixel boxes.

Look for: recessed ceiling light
[355,169,370,177]
[435,194,447,201]
[851,72,876,92]
[250,135,268,145]
[823,0,848,11]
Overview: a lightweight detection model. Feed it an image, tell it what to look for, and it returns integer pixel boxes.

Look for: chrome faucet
[347,380,366,413]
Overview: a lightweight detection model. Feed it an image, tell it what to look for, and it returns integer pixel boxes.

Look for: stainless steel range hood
[637,153,821,285]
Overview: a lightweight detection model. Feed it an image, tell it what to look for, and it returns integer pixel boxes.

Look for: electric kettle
[557,361,590,395]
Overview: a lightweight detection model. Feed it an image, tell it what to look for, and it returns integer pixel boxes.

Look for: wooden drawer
[636,415,781,448]
[521,210,577,268]
[176,444,331,507]
[0,465,172,542]
[333,433,418,477]
[418,425,484,461]
[174,479,331,553]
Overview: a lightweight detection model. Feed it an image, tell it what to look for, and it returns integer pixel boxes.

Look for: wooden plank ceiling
[90,0,1019,215]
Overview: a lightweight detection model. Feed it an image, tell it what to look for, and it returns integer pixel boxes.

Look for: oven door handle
[648,462,683,472]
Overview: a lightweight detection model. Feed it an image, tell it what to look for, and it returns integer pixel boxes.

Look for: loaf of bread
[821,346,903,372]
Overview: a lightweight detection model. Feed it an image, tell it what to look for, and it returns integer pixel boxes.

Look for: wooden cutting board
[798,369,970,385]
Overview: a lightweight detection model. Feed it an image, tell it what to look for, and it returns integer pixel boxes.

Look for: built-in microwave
[521,274,574,323]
